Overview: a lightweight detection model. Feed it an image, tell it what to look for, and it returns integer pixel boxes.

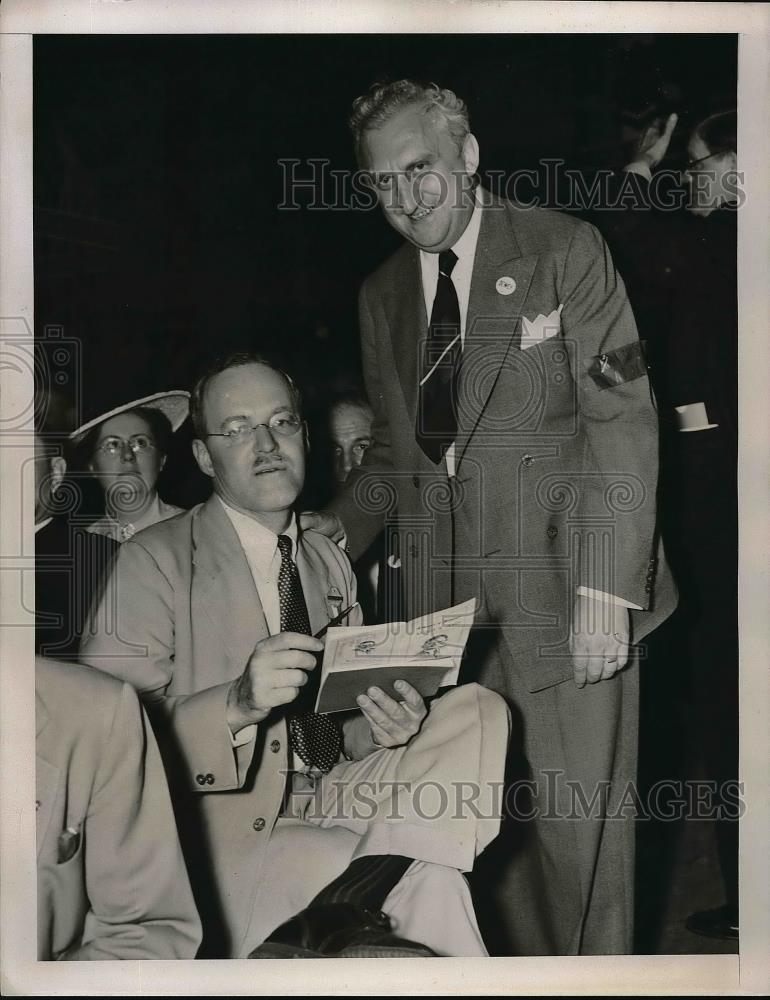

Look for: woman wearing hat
[72,391,190,543]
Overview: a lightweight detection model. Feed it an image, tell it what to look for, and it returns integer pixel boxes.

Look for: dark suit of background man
[305,80,677,955]
[33,390,117,660]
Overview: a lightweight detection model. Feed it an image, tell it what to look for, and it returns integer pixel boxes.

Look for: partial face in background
[33,433,66,523]
[192,363,306,523]
[363,103,479,253]
[330,401,373,483]
[683,134,738,218]
[88,411,166,512]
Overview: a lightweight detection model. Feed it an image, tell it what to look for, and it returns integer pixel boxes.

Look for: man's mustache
[252,458,287,474]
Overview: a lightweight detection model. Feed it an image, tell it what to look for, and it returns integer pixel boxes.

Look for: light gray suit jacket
[80,495,360,957]
[36,656,201,960]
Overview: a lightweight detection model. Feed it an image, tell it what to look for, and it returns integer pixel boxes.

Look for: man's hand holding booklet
[315,598,477,714]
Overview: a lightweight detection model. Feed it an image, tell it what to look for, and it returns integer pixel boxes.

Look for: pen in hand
[314,603,359,640]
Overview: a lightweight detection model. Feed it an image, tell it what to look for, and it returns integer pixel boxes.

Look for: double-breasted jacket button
[253,817,266,832]
[521,454,534,468]
[547,525,558,539]
[195,773,206,785]
[270,740,281,753]
[205,773,215,785]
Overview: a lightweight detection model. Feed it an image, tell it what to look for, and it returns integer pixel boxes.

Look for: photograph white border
[1,2,768,994]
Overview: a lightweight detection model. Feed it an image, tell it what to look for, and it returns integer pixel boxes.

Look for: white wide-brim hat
[69,390,190,443]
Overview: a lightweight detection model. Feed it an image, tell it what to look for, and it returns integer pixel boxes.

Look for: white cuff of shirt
[622,161,653,182]
[577,586,643,611]
[230,723,257,748]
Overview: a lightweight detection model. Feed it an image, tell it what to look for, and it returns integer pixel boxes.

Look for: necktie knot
[438,248,458,278]
[277,534,293,562]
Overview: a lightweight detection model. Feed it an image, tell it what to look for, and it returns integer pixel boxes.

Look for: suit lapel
[383,242,427,434]
[192,496,268,670]
[35,691,59,860]
[456,195,539,471]
[35,756,60,860]
[295,534,338,635]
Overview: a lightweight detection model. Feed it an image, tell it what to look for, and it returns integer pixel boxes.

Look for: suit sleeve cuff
[172,682,257,791]
[622,161,653,181]
[577,586,643,610]
[231,724,256,748]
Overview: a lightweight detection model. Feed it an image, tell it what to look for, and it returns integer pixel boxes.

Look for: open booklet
[314,598,477,714]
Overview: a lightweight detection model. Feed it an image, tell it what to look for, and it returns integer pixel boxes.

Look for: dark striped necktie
[277,534,342,773]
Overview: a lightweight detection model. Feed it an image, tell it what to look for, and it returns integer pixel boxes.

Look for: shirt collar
[101,493,162,538]
[131,493,162,533]
[218,495,298,577]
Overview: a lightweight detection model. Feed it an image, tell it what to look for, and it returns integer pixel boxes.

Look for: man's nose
[119,441,136,462]
[395,174,419,214]
[252,424,278,452]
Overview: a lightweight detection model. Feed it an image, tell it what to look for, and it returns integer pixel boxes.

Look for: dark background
[34,33,737,502]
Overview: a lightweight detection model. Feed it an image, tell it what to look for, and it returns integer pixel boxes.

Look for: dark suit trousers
[447,479,639,955]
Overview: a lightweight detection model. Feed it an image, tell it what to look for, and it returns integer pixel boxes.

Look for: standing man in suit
[303,80,676,955]
[81,353,509,959]
[36,656,201,960]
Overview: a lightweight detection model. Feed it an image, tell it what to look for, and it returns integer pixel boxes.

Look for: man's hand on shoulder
[570,595,630,688]
[299,509,346,543]
[226,632,324,734]
[356,680,428,749]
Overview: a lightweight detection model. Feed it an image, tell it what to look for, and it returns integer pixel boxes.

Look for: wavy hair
[349,80,470,166]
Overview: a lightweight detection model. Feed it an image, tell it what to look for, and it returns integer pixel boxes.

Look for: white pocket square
[521,304,563,350]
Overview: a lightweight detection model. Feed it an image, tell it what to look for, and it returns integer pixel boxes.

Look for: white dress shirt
[220,498,305,755]
[418,190,639,611]
[220,498,297,636]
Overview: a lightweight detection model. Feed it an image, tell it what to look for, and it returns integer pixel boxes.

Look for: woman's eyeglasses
[95,434,157,456]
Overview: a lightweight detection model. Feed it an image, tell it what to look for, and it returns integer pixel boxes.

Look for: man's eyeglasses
[205,413,303,443]
[95,434,157,456]
[683,151,719,172]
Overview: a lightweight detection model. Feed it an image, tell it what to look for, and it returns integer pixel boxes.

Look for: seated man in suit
[36,656,201,960]
[33,389,117,659]
[81,353,509,959]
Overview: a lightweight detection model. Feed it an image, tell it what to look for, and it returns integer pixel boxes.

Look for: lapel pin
[496,276,516,295]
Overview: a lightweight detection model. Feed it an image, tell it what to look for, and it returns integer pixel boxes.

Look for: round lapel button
[496,276,516,296]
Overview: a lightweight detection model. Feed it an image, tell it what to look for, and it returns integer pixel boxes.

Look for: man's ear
[462,133,480,176]
[192,438,214,478]
[49,456,66,494]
